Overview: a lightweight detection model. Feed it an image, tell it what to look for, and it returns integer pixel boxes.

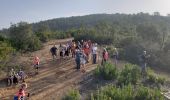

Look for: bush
[9,22,42,51]
[146,68,166,85]
[118,64,141,86]
[91,84,164,100]
[63,89,81,100]
[94,62,118,80]
[135,85,164,100]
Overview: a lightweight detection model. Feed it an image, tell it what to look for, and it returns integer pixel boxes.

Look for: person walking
[50,45,58,60]
[33,56,40,74]
[92,43,98,64]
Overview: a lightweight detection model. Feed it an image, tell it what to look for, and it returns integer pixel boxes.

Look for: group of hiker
[7,39,151,100]
[7,68,26,86]
[50,39,98,72]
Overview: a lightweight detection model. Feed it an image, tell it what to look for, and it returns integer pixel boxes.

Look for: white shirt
[92,46,97,54]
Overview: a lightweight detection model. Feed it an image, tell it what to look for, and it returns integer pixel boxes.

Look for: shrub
[135,85,164,100]
[63,89,81,100]
[157,77,166,85]
[118,64,141,86]
[9,22,42,51]
[94,62,118,80]
[90,84,164,100]
[146,68,166,85]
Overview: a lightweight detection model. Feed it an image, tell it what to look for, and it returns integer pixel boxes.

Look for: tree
[35,24,51,42]
[9,22,41,52]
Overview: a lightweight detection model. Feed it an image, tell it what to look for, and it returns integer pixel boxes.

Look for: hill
[32,13,170,32]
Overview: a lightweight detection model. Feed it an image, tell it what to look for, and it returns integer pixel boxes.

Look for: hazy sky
[0,0,170,29]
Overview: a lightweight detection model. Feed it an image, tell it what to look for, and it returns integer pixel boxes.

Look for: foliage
[62,89,81,100]
[0,36,15,70]
[35,24,51,42]
[94,62,118,80]
[91,84,164,100]
[9,22,41,51]
[117,64,141,86]
[146,68,166,85]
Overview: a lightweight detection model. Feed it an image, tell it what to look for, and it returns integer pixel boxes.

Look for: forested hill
[32,13,170,31]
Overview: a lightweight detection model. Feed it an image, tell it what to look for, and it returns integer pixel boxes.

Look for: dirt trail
[0,38,99,100]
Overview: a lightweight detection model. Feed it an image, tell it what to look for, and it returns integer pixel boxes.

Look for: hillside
[31,13,170,32]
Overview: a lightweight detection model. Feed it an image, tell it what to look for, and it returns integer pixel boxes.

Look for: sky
[0,0,170,29]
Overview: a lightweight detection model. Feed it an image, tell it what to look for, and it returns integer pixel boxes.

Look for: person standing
[18,69,26,82]
[80,49,87,73]
[75,49,81,70]
[8,68,16,85]
[139,51,150,77]
[92,43,98,64]
[102,48,109,65]
[33,56,40,74]
[50,45,58,60]
[113,48,118,66]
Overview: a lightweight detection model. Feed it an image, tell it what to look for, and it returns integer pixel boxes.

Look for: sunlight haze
[0,0,170,29]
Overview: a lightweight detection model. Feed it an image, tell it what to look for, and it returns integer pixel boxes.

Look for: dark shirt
[50,47,57,54]
[140,54,149,63]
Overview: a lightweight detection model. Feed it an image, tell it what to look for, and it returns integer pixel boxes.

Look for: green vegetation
[62,89,81,100]
[91,84,164,100]
[146,68,166,86]
[118,64,141,86]
[94,62,118,80]
[9,22,42,51]
[92,62,166,100]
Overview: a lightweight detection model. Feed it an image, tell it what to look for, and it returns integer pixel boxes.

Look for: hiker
[65,43,70,57]
[7,68,16,86]
[87,40,92,49]
[50,45,58,60]
[14,82,29,100]
[80,40,84,46]
[113,48,118,66]
[102,48,109,65]
[33,56,40,74]
[80,49,87,73]
[75,48,81,70]
[71,42,76,58]
[59,44,63,58]
[139,51,150,77]
[92,43,98,64]
[18,69,26,82]
[83,43,90,63]
[77,41,82,49]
